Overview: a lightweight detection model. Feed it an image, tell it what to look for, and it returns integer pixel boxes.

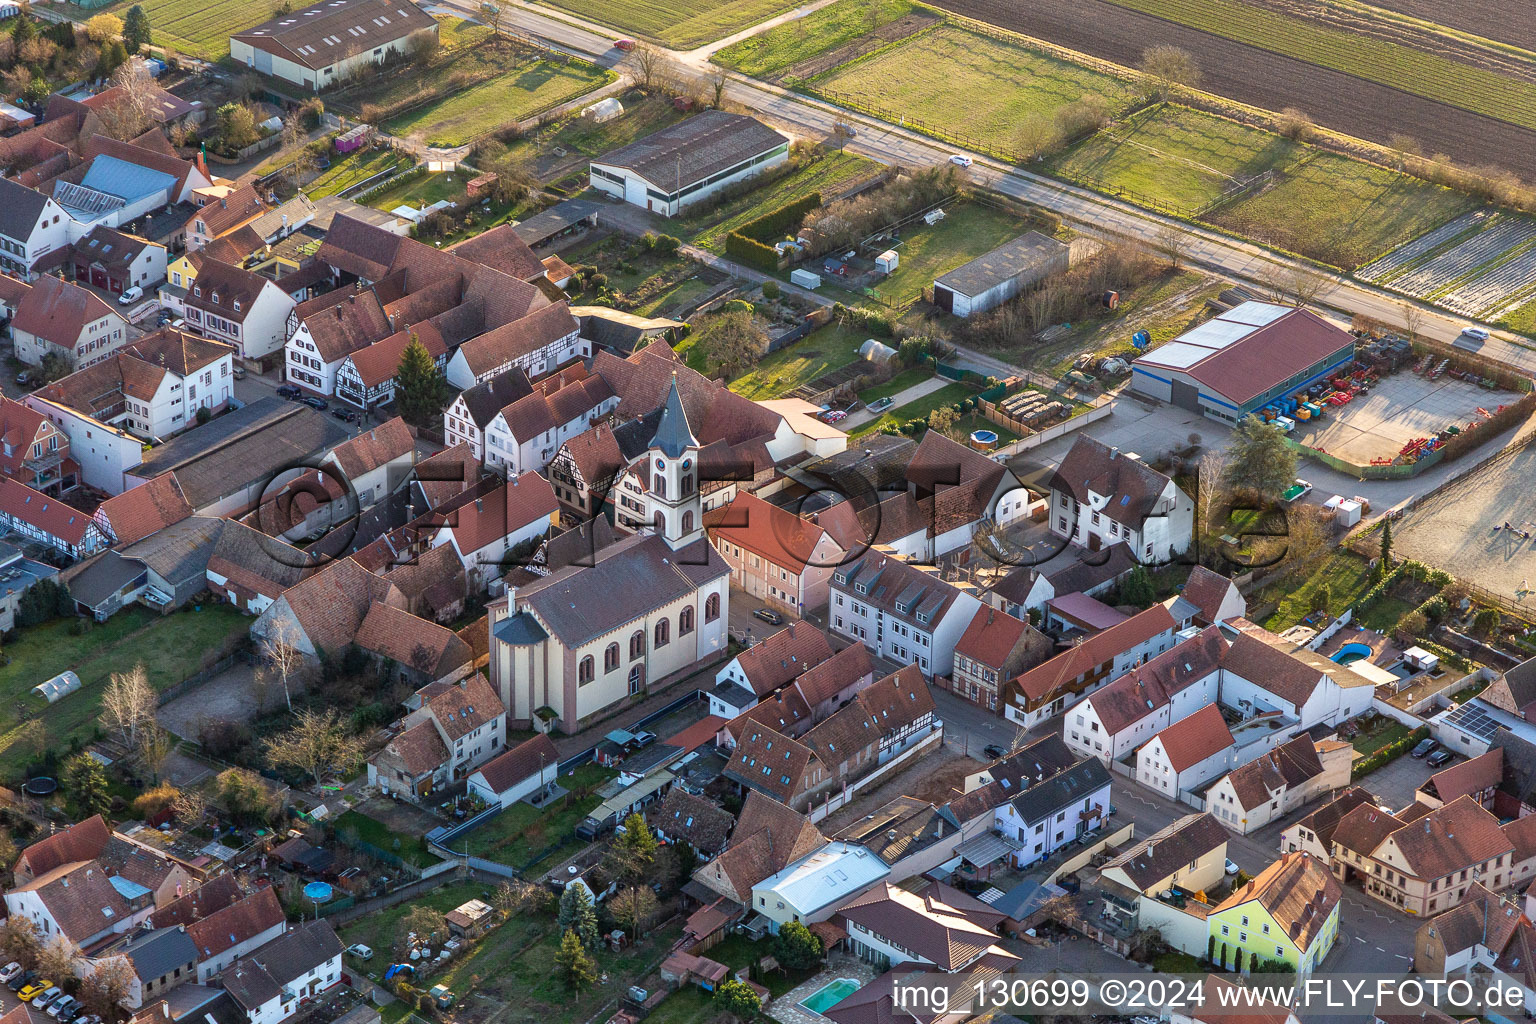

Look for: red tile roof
[185,886,284,961]
[1012,604,1175,703]
[1151,703,1233,771]
[954,607,1030,670]
[793,643,873,707]
[354,602,474,678]
[96,473,192,546]
[444,471,558,556]
[346,329,448,389]
[0,478,97,544]
[1087,626,1227,735]
[730,622,834,697]
[326,417,414,481]
[12,274,116,346]
[17,815,109,878]
[708,493,835,576]
[472,733,559,794]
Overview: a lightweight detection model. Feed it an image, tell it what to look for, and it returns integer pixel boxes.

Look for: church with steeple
[486,376,733,735]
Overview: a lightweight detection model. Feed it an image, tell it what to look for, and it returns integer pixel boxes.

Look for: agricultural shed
[589,111,789,217]
[932,231,1069,318]
[1130,301,1356,425]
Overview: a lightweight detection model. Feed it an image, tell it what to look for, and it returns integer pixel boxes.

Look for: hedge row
[1356,559,1450,615]
[832,302,897,338]
[725,231,781,272]
[736,192,822,244]
[1351,725,1429,778]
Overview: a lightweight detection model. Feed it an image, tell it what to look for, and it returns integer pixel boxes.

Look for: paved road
[459,0,1536,376]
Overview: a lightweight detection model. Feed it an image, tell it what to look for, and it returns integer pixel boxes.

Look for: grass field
[1095,0,1536,134]
[857,368,931,404]
[364,172,467,212]
[333,809,437,867]
[1496,295,1536,336]
[728,323,869,399]
[89,0,253,59]
[681,152,879,252]
[1260,551,1373,632]
[811,25,1139,157]
[854,381,975,436]
[0,606,248,779]
[383,60,613,147]
[1050,105,1476,267]
[1017,270,1220,375]
[462,764,613,871]
[872,202,1034,305]
[303,150,403,200]
[537,0,800,49]
[713,0,913,76]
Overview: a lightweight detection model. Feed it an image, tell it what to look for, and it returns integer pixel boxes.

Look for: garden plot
[1362,213,1536,318]
[1357,209,1493,282]
[1440,244,1536,318]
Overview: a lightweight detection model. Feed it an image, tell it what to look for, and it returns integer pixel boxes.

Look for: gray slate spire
[650,372,698,459]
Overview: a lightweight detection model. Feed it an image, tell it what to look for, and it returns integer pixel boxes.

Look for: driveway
[1353,750,1438,810]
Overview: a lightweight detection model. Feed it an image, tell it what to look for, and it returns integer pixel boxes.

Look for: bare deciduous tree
[282,117,316,191]
[172,787,208,827]
[137,724,175,783]
[1139,45,1201,100]
[1265,264,1327,308]
[610,885,658,936]
[35,936,78,984]
[1401,303,1425,345]
[708,70,727,109]
[263,708,364,788]
[632,42,666,91]
[101,664,156,751]
[1013,113,1059,161]
[79,956,135,1018]
[1154,221,1187,271]
[1196,449,1229,544]
[260,617,305,711]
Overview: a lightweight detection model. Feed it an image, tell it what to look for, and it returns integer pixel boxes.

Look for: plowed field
[1365,0,1536,52]
[934,0,1536,180]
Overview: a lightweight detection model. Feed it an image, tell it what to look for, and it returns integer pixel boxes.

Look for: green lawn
[634,276,713,318]
[333,810,438,867]
[365,172,468,212]
[857,367,932,404]
[1495,295,1536,337]
[338,882,488,963]
[728,323,869,399]
[383,60,614,147]
[854,381,975,436]
[0,605,249,779]
[304,150,404,200]
[553,96,689,158]
[461,764,614,871]
[713,0,913,77]
[1352,720,1413,758]
[85,0,256,59]
[538,0,801,48]
[811,25,1139,158]
[680,152,879,253]
[1261,551,1374,632]
[873,202,1035,306]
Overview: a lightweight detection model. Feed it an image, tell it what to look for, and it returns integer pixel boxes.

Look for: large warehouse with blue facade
[1130,302,1356,424]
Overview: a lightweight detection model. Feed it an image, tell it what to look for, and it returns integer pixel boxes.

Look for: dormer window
[193,286,201,297]
[834,571,847,585]
[854,582,867,595]
[233,299,241,312]
[895,601,907,613]
[917,612,929,624]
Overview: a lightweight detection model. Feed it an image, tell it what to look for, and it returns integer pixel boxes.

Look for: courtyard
[1291,371,1524,467]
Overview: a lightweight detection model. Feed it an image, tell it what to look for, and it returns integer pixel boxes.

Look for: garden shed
[876,249,899,273]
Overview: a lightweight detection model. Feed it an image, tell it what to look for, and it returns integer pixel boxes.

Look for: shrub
[653,234,681,255]
[761,280,781,300]
[734,192,822,244]
[1352,726,1429,778]
[833,302,896,338]
[725,231,780,272]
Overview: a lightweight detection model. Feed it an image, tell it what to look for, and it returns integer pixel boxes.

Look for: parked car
[232,365,246,380]
[19,981,50,1001]
[346,944,374,961]
[948,154,973,167]
[867,396,894,413]
[14,371,29,387]
[1461,326,1491,341]
[751,608,783,626]
[1225,858,1240,875]
[983,744,1007,760]
[1427,748,1455,768]
[302,396,328,411]
[276,384,302,399]
[0,962,23,984]
[631,731,657,749]
[1411,737,1440,758]
[117,286,143,305]
[157,310,174,326]
[32,986,62,1009]
[57,1007,83,1024]
[332,408,358,423]
[49,995,79,1018]
[10,970,38,993]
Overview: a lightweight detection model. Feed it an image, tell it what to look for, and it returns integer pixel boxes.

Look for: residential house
[691,791,824,907]
[708,492,844,616]
[646,789,736,858]
[1208,852,1340,976]
[1049,434,1194,563]
[11,274,129,370]
[0,176,70,279]
[320,417,414,512]
[283,289,392,396]
[710,622,834,719]
[182,256,298,362]
[1098,812,1230,957]
[12,815,112,884]
[1004,604,1177,729]
[205,519,311,615]
[252,555,408,660]
[1220,620,1379,732]
[1279,786,1377,860]
[4,861,155,949]
[429,470,559,588]
[985,542,1139,617]
[69,225,167,298]
[465,733,560,810]
[354,601,475,687]
[333,328,449,412]
[1067,625,1226,763]
[828,796,960,883]
[182,886,287,982]
[444,302,585,389]
[0,477,107,558]
[0,394,74,495]
[369,675,504,798]
[183,185,266,252]
[991,755,1112,869]
[219,920,343,1024]
[830,549,983,679]
[1413,882,1536,1019]
[749,842,890,934]
[1178,565,1248,627]
[0,542,57,632]
[441,367,534,460]
[941,736,1088,882]
[481,369,616,477]
[1415,748,1509,812]
[948,606,1049,713]
[836,881,1011,971]
[1137,703,1237,799]
[1204,737,1352,835]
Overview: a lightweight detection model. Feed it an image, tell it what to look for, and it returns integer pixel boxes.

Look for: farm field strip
[382,60,614,147]
[712,0,915,77]
[1095,0,1536,133]
[1357,209,1495,282]
[1389,218,1536,298]
[1438,244,1536,317]
[535,0,801,48]
[92,0,256,57]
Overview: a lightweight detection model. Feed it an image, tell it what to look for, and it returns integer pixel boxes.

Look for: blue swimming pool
[802,978,862,1015]
[1332,642,1373,665]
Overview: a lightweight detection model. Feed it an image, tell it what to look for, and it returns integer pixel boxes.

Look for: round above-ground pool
[1332,642,1373,665]
[802,978,863,1016]
[970,429,999,451]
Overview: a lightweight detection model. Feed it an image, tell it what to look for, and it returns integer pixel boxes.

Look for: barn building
[230,0,439,91]
[589,111,789,217]
[931,231,1069,317]
[1130,302,1356,425]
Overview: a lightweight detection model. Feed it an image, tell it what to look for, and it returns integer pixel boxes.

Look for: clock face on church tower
[655,459,665,470]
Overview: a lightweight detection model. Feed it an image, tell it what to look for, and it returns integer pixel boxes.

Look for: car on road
[302,396,328,411]
[835,122,857,137]
[751,608,783,626]
[332,408,359,423]
[983,744,1007,760]
[867,396,894,413]
[1411,737,1440,758]
[117,286,143,306]
[276,384,302,399]
[1225,858,1240,875]
[1427,748,1455,768]
[1460,326,1491,341]
[614,38,635,50]
[346,944,374,961]
[232,365,246,380]
[948,154,973,167]
[19,981,50,1002]
[0,963,23,984]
